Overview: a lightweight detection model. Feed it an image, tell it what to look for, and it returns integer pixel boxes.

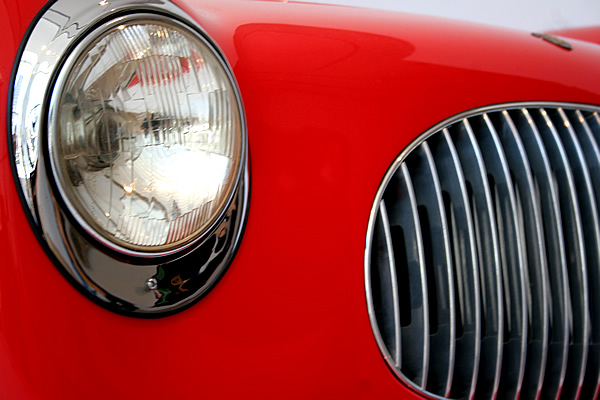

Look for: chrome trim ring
[10,0,249,316]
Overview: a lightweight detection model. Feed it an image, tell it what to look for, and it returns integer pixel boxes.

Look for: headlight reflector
[50,17,242,253]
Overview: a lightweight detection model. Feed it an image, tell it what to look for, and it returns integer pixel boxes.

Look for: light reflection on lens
[52,20,242,252]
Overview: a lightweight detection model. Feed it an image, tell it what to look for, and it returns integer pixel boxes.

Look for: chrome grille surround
[365,102,600,399]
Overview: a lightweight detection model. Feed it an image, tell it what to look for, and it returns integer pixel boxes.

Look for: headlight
[11,0,248,316]
[49,16,242,254]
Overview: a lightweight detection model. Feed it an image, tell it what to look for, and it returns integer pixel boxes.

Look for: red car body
[1,0,600,398]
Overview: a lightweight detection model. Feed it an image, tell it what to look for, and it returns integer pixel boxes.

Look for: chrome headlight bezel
[10,0,249,316]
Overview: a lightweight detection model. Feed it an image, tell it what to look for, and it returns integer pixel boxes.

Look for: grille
[365,104,600,400]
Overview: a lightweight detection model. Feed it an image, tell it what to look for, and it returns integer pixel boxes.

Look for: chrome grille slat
[496,110,550,400]
[400,143,458,388]
[534,108,590,400]
[366,103,600,400]
[374,200,402,367]
[407,142,455,395]
[555,107,600,399]
[432,122,504,398]
[383,163,430,387]
[587,112,600,145]
[513,108,571,400]
[448,119,504,399]
[429,129,479,397]
[440,124,503,400]
[573,110,600,399]
[471,114,528,400]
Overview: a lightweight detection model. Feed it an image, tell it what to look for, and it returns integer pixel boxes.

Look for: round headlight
[49,16,242,254]
[12,0,248,315]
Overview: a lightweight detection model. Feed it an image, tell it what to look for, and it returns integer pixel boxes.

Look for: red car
[2,0,600,398]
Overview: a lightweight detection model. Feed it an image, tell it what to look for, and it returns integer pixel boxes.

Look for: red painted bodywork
[1,0,600,398]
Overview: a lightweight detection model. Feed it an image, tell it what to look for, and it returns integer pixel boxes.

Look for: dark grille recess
[365,105,600,399]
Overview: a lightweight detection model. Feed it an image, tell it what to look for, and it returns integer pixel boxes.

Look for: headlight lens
[50,18,242,253]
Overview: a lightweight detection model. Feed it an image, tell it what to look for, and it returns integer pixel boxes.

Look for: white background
[293,0,600,32]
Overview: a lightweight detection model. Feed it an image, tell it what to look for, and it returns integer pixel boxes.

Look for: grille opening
[512,174,534,333]
[466,180,481,341]
[369,202,404,360]
[486,174,512,344]
[511,176,544,400]
[532,173,556,344]
[444,190,464,340]
[418,205,440,336]
[366,104,600,400]
[369,238,384,321]
[391,225,412,328]
[458,213,473,341]
[369,217,393,349]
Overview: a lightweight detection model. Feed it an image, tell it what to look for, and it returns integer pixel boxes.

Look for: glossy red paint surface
[1,0,600,398]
